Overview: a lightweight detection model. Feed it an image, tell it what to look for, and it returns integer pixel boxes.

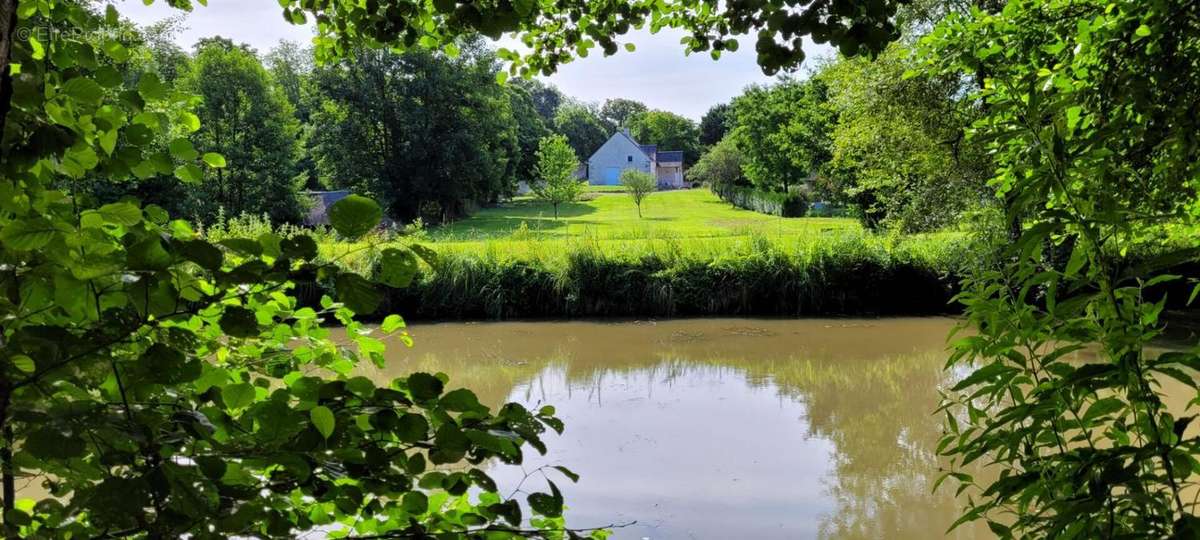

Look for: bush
[712,184,809,217]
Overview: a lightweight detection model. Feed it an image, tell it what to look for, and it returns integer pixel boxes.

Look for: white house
[585,129,685,189]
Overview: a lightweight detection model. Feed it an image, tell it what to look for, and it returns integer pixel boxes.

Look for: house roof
[638,144,657,158]
[656,151,684,164]
[304,190,351,226]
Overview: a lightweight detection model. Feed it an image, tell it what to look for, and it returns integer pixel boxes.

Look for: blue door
[604,167,620,185]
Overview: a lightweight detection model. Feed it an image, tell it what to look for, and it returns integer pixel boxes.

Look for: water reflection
[358,318,989,539]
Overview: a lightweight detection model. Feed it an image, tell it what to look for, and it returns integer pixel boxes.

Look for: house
[585,129,686,189]
[303,190,351,227]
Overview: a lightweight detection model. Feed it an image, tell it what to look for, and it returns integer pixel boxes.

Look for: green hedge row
[299,234,970,320]
[712,185,809,217]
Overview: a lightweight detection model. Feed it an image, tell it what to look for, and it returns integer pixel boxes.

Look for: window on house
[627,155,633,162]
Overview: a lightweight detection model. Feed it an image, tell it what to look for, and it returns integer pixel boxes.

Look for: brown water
[359,317,990,540]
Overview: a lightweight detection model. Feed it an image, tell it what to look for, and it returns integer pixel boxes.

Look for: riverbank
[306,230,971,320]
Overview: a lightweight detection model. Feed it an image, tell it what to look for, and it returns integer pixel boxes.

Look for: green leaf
[1083,397,1125,422]
[407,373,444,401]
[334,272,381,315]
[378,248,419,288]
[327,195,382,239]
[394,413,430,443]
[440,389,482,412]
[0,218,57,250]
[202,152,227,168]
[62,77,105,105]
[402,491,428,514]
[137,73,168,101]
[96,202,143,226]
[310,406,335,439]
[168,138,199,160]
[381,314,406,333]
[175,163,204,184]
[219,307,260,338]
[10,355,34,374]
[1135,24,1152,37]
[222,383,256,410]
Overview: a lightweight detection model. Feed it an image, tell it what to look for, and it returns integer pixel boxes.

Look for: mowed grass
[431,189,859,244]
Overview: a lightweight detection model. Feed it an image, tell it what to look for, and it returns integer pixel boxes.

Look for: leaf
[0,218,57,250]
[402,491,428,515]
[378,248,419,288]
[1083,397,1125,422]
[96,202,143,226]
[310,406,335,439]
[219,307,260,338]
[62,77,104,105]
[407,372,444,401]
[381,314,406,333]
[394,413,430,443]
[202,152,227,168]
[334,272,381,314]
[440,388,482,412]
[327,195,382,239]
[553,465,580,483]
[175,163,204,184]
[10,355,34,374]
[137,73,168,101]
[222,383,256,410]
[168,138,199,160]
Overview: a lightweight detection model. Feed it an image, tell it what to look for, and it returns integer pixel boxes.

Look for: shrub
[712,184,809,217]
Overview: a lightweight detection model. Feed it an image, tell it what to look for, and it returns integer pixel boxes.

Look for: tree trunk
[0,0,21,146]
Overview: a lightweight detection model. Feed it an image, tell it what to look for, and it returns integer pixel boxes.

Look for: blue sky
[118,0,829,120]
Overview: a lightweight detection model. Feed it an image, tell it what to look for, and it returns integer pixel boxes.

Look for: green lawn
[433,188,859,243]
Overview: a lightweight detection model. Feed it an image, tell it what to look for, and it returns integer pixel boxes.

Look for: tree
[507,83,553,188]
[533,134,583,219]
[924,0,1200,537]
[729,79,834,193]
[181,38,306,223]
[627,109,702,164]
[699,103,731,147]
[599,98,647,128]
[819,44,989,232]
[552,103,608,159]
[688,136,744,190]
[309,40,519,222]
[620,169,656,218]
[0,0,917,536]
[513,78,563,123]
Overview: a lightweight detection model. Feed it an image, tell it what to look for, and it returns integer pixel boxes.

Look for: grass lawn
[432,188,859,243]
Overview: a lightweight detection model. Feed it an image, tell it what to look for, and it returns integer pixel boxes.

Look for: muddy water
[358,318,990,540]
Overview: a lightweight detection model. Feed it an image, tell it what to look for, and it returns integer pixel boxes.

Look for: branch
[345,521,638,539]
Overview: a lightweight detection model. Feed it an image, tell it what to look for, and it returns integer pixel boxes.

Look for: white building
[585,129,685,189]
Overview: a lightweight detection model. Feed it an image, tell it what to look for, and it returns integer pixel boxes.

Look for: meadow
[210,189,972,320]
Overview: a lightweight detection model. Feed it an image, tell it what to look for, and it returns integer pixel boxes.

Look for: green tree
[599,98,647,128]
[181,37,305,223]
[730,79,834,193]
[552,103,609,159]
[507,83,553,188]
[924,0,1200,537]
[689,136,744,191]
[627,109,702,164]
[620,169,656,218]
[533,134,583,219]
[0,0,916,536]
[309,40,519,222]
[699,103,731,147]
[820,44,989,232]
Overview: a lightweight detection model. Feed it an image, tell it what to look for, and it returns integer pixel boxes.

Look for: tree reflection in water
[354,318,990,539]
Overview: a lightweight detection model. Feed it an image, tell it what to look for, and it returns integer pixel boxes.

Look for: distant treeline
[82,24,705,226]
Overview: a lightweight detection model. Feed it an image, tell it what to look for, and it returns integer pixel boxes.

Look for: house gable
[586,130,654,185]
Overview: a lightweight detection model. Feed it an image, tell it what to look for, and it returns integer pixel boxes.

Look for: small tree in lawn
[620,169,657,218]
[534,134,583,219]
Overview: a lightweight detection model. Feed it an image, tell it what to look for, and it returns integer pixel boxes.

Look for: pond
[357,318,992,540]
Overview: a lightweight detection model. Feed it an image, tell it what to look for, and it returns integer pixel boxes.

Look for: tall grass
[204,211,972,320]
[375,230,971,320]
